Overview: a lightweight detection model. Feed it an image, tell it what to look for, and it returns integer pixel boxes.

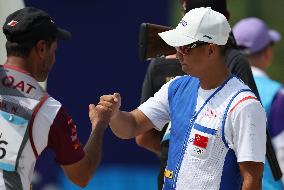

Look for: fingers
[89,103,113,116]
[95,104,113,113]
[89,104,96,115]
[89,104,97,120]
[99,93,120,102]
[100,94,117,103]
[98,93,121,109]
[89,104,96,110]
[89,103,112,129]
[89,93,121,128]
[113,93,121,103]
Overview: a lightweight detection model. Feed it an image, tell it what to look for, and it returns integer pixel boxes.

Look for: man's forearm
[84,121,107,176]
[241,177,262,190]
[239,162,263,190]
[110,111,138,139]
[136,128,162,156]
[110,109,153,139]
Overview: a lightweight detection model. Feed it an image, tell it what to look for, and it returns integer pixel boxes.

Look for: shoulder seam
[229,96,258,114]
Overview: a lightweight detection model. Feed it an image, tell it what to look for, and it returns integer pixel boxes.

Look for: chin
[181,66,191,75]
[183,68,198,77]
[36,75,48,82]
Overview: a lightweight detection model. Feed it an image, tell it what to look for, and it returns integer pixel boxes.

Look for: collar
[3,63,32,76]
[251,66,269,78]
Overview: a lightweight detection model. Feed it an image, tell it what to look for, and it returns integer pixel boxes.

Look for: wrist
[92,120,108,132]
[110,110,120,121]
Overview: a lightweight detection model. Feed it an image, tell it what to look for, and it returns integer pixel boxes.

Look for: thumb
[89,104,96,111]
[89,104,98,116]
[113,93,121,103]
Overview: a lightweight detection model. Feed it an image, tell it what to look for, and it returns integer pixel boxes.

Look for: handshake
[89,93,121,130]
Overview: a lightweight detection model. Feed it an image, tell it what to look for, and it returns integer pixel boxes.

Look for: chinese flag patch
[193,134,208,149]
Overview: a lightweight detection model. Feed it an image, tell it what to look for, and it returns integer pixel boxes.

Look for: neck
[199,65,230,90]
[248,58,267,71]
[5,56,32,73]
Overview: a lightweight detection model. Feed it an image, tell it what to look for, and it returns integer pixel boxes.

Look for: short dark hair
[219,44,229,56]
[6,36,56,58]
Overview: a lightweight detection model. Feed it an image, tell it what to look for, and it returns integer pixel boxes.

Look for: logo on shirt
[68,122,81,150]
[204,108,217,118]
[193,146,205,155]
[193,134,208,149]
[71,127,78,142]
[190,133,211,159]
[179,20,187,27]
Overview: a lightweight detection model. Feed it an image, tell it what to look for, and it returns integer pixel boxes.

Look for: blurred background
[0,0,283,189]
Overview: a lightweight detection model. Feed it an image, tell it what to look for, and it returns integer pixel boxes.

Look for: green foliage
[228,0,284,83]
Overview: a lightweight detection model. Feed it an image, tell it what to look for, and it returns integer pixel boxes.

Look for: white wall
[0,0,25,65]
[0,0,46,89]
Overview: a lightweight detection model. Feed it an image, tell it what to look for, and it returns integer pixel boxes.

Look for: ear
[208,44,216,56]
[263,46,273,61]
[35,40,47,59]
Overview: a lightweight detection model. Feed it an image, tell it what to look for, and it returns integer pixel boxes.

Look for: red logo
[204,108,217,118]
[73,142,81,150]
[7,20,18,27]
[193,134,208,149]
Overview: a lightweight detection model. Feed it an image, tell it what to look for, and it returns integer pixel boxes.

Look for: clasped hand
[89,93,121,129]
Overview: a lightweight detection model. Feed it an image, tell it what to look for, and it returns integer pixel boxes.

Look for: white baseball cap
[158,7,231,47]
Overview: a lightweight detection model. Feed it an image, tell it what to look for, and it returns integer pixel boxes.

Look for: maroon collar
[3,64,32,76]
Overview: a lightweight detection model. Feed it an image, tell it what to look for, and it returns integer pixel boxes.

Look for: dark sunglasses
[175,41,209,55]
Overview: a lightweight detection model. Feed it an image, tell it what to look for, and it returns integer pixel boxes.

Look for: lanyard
[192,75,234,122]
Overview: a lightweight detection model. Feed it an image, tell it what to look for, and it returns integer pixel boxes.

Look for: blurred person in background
[233,17,284,190]
[135,0,261,189]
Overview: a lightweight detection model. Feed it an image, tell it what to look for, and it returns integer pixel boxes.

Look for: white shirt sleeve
[225,99,266,163]
[33,97,62,154]
[138,77,181,131]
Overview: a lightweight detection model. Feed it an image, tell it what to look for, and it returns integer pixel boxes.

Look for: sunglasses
[175,41,209,55]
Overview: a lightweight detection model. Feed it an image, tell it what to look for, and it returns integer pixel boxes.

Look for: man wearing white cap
[233,17,284,190]
[90,7,266,189]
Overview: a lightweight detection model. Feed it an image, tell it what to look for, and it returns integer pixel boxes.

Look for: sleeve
[48,107,85,165]
[269,89,284,138]
[270,89,284,181]
[225,49,260,100]
[272,130,284,184]
[226,99,266,163]
[138,77,177,131]
[140,59,157,104]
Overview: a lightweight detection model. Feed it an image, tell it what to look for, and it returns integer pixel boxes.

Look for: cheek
[176,52,184,61]
[49,55,54,66]
[192,50,207,62]
[43,54,53,70]
[49,52,55,64]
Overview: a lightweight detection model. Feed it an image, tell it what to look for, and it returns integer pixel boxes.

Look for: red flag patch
[7,20,18,27]
[193,134,208,149]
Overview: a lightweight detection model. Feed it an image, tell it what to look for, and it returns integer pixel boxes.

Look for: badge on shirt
[193,134,208,149]
[190,132,213,159]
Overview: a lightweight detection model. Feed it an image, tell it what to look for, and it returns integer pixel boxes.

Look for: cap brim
[269,29,281,43]
[158,29,197,47]
[56,27,72,40]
